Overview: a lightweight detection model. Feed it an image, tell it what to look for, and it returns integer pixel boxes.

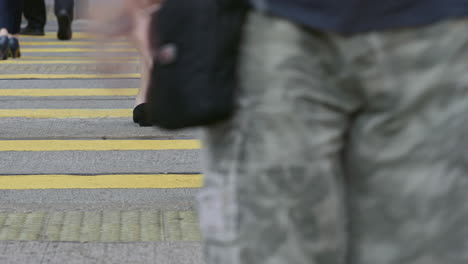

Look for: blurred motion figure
[196,0,468,264]
[89,0,161,126]
[91,0,468,263]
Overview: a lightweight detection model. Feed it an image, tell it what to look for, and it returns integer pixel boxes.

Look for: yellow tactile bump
[0,210,201,242]
[0,64,139,74]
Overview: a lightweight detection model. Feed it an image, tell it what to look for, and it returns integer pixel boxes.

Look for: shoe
[56,9,72,40]
[0,36,9,60]
[19,26,45,36]
[133,103,152,127]
[7,37,21,58]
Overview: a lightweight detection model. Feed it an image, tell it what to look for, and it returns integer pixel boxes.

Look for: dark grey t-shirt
[249,0,468,33]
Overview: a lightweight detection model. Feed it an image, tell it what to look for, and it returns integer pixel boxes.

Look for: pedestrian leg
[20,0,46,35]
[198,11,362,264]
[55,0,74,40]
[344,17,468,264]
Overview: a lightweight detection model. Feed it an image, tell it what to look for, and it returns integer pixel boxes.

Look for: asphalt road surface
[0,21,204,264]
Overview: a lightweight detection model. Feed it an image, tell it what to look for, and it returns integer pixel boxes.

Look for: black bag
[145,0,247,129]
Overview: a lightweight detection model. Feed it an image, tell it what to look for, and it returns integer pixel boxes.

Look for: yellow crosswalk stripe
[0,174,203,189]
[0,32,203,191]
[0,140,201,151]
[19,56,139,60]
[0,60,139,64]
[21,41,132,46]
[24,32,93,39]
[22,48,137,52]
[21,35,128,42]
[0,88,138,96]
[46,32,91,37]
[0,74,140,79]
[0,109,131,118]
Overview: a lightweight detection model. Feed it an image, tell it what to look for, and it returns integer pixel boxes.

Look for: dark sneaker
[8,37,21,59]
[19,26,45,36]
[0,36,9,60]
[57,9,72,40]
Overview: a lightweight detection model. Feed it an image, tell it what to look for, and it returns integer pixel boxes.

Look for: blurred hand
[88,0,160,68]
[89,0,160,38]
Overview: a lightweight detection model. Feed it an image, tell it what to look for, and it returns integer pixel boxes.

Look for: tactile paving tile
[0,210,201,242]
[0,64,140,74]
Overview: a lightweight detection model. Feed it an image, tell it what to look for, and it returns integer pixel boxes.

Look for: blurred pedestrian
[0,0,23,60]
[196,1,468,264]
[93,0,468,263]
[89,0,161,126]
[20,0,74,40]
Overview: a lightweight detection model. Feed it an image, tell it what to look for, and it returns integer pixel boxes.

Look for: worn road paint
[0,74,140,79]
[21,41,131,46]
[18,56,139,60]
[0,210,201,242]
[0,88,138,96]
[0,109,132,118]
[0,139,201,151]
[0,174,202,189]
[0,60,139,64]
[22,48,136,52]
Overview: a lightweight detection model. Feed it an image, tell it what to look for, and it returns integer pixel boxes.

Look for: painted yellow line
[0,74,140,79]
[45,32,91,37]
[0,88,138,96]
[0,60,139,64]
[0,140,201,151]
[0,109,131,118]
[22,48,136,52]
[22,41,131,46]
[24,32,92,39]
[0,88,138,97]
[19,56,139,60]
[22,35,129,42]
[0,174,203,189]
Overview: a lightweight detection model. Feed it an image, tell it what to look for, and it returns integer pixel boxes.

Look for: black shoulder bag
[144,0,247,129]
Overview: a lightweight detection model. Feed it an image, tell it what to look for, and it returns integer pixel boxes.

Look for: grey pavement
[0,118,196,139]
[0,16,204,264]
[1,98,134,109]
[0,79,140,89]
[1,150,200,174]
[0,189,198,211]
[0,242,204,264]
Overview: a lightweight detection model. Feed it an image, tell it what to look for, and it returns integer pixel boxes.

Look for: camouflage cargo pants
[198,11,468,264]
